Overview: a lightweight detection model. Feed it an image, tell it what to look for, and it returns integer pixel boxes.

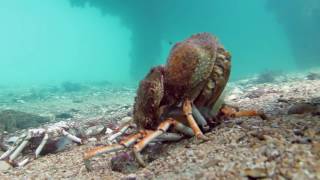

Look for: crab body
[84,32,236,170]
[133,32,231,130]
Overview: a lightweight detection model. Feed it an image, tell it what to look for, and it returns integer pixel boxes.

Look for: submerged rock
[111,152,139,174]
[85,125,106,137]
[110,143,165,174]
[61,81,86,92]
[307,72,320,80]
[55,112,73,119]
[0,110,50,133]
[287,103,318,115]
[0,161,12,171]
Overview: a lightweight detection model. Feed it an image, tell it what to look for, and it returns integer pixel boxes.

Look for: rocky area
[0,70,320,179]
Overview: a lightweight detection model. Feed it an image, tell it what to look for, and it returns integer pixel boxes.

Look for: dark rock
[254,70,283,84]
[110,143,165,174]
[291,137,312,144]
[55,112,73,119]
[288,103,317,115]
[0,110,50,133]
[111,152,139,174]
[61,82,85,92]
[246,88,266,99]
[72,99,83,103]
[306,72,320,80]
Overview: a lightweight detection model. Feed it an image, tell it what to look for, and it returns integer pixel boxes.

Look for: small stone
[0,160,12,171]
[288,103,316,114]
[55,112,73,119]
[263,147,280,160]
[105,128,113,134]
[87,137,97,142]
[312,142,320,156]
[85,125,106,137]
[242,167,268,178]
[226,94,237,101]
[186,149,194,157]
[119,116,133,125]
[111,152,139,174]
[6,136,19,144]
[123,173,137,180]
[271,123,279,128]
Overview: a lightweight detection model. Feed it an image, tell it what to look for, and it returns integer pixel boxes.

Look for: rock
[306,72,320,80]
[87,137,97,142]
[61,81,85,92]
[85,125,106,137]
[246,88,266,99]
[254,71,276,84]
[123,173,137,180]
[6,136,19,144]
[111,143,165,174]
[111,152,139,174]
[55,112,73,119]
[105,128,113,134]
[0,110,50,132]
[312,142,320,156]
[119,116,133,125]
[0,161,12,171]
[288,103,317,114]
[241,167,268,178]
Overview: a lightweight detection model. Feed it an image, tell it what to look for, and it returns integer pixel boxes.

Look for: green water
[0,0,318,86]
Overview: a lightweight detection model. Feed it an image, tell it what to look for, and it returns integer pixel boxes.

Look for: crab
[0,121,82,167]
[83,33,265,170]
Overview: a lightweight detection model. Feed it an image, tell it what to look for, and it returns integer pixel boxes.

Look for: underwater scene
[0,0,319,179]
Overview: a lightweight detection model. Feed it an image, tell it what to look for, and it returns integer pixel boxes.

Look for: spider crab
[84,32,265,170]
[0,121,82,167]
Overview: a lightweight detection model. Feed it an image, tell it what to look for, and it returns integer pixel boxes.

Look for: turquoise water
[0,0,318,86]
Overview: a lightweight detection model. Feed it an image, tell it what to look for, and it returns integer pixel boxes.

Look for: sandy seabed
[0,70,320,180]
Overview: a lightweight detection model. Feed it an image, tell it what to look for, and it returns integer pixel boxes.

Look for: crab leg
[9,131,32,162]
[183,99,209,140]
[108,123,131,143]
[35,133,49,158]
[0,135,27,160]
[17,158,30,167]
[83,132,143,171]
[62,130,82,144]
[155,132,184,142]
[192,105,209,131]
[133,118,196,167]
[220,105,268,120]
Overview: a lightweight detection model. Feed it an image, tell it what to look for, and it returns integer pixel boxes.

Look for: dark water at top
[0,0,319,86]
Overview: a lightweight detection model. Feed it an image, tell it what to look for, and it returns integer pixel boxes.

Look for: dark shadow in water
[266,0,320,68]
[69,0,320,80]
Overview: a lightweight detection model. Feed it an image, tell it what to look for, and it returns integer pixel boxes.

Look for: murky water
[0,0,318,86]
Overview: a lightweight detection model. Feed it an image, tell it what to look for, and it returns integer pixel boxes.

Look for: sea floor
[0,70,319,179]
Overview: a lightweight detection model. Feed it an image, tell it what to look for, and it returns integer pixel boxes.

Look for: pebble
[105,128,113,134]
[123,173,137,180]
[85,125,106,137]
[288,103,317,114]
[241,167,268,178]
[87,137,97,142]
[0,161,12,171]
[6,136,19,144]
[119,116,133,125]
